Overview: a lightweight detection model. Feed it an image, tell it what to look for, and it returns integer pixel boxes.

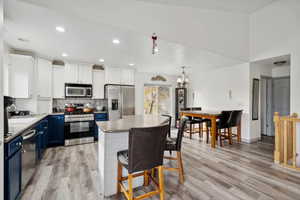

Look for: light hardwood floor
[21,132,300,200]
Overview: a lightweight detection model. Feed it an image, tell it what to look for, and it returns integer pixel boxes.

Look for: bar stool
[117,124,169,200]
[164,118,188,183]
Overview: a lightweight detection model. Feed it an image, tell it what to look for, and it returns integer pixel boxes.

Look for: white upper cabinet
[64,63,92,84]
[64,63,79,83]
[9,54,34,98]
[52,65,65,99]
[121,68,135,85]
[78,64,93,84]
[93,70,105,99]
[37,58,52,98]
[105,67,121,84]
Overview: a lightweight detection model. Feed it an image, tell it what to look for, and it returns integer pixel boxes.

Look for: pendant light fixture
[177,66,189,88]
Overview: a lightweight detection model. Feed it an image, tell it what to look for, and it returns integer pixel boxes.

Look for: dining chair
[226,110,243,144]
[161,114,172,137]
[117,124,169,200]
[164,117,187,184]
[182,107,206,139]
[207,111,232,146]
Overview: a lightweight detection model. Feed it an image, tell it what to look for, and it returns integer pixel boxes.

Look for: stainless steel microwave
[65,83,93,98]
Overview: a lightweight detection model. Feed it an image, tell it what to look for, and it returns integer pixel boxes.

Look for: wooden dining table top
[180,110,222,118]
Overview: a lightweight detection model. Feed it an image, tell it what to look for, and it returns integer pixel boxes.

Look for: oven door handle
[22,130,36,141]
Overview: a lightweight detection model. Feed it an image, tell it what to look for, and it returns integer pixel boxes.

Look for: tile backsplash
[53,98,108,112]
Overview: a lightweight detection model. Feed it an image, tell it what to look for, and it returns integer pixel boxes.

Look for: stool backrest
[176,118,188,151]
[161,114,172,137]
[128,124,169,173]
[228,110,243,127]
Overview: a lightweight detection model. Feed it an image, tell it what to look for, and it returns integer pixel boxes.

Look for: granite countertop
[94,111,108,114]
[96,115,169,133]
[5,114,48,143]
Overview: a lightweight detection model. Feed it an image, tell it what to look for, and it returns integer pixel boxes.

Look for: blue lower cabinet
[94,113,108,140]
[36,119,49,160]
[48,115,65,147]
[5,136,22,200]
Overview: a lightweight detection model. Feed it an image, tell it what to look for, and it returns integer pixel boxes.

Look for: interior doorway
[258,55,291,144]
[261,76,290,137]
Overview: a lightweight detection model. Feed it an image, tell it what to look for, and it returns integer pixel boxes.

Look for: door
[105,85,121,120]
[37,58,52,98]
[121,86,135,116]
[272,77,290,133]
[105,68,121,84]
[7,150,22,200]
[121,69,135,85]
[9,54,34,98]
[78,64,92,84]
[261,77,273,136]
[52,65,65,99]
[64,63,79,83]
[48,115,65,147]
[93,70,105,99]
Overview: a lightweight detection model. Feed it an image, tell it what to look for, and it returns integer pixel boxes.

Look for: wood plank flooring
[21,132,300,200]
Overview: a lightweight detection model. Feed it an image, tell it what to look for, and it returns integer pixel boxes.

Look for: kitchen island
[96,115,168,197]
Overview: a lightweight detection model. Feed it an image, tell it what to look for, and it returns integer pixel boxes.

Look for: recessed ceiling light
[99,59,105,62]
[62,53,68,57]
[18,38,30,42]
[112,39,120,44]
[129,63,135,66]
[56,26,65,33]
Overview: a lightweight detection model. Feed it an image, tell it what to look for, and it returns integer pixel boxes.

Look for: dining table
[180,110,241,148]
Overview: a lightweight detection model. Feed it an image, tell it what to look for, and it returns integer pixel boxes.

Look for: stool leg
[206,128,210,144]
[158,166,165,200]
[144,170,149,186]
[151,168,155,178]
[177,151,184,184]
[117,161,122,194]
[128,174,133,200]
[229,128,233,145]
[190,124,192,139]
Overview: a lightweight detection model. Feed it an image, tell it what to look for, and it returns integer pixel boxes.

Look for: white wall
[272,66,290,77]
[249,63,273,142]
[135,71,177,123]
[0,0,4,198]
[250,0,300,165]
[189,63,251,142]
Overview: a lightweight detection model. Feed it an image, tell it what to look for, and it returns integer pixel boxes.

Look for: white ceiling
[4,0,276,75]
[135,0,277,14]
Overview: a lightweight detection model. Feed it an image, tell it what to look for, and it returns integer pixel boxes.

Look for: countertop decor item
[151,75,166,82]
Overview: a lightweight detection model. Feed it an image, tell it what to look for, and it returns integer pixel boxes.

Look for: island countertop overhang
[96,115,169,133]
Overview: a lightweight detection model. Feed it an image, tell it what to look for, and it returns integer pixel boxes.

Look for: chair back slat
[176,118,188,151]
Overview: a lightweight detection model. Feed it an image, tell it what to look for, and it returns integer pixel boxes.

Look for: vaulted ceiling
[4,0,277,75]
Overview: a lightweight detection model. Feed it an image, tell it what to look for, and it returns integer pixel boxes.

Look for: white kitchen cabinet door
[9,54,34,98]
[105,67,121,84]
[37,58,52,98]
[52,65,65,99]
[64,63,78,83]
[3,54,10,96]
[78,64,93,84]
[121,68,135,85]
[93,70,105,99]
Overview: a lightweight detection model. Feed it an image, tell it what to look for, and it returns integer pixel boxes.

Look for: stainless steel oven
[64,114,95,146]
[65,83,92,98]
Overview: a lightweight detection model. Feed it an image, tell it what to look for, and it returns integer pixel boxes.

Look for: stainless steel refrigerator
[104,84,135,121]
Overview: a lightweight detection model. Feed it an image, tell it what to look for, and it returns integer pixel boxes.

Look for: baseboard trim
[242,137,260,144]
